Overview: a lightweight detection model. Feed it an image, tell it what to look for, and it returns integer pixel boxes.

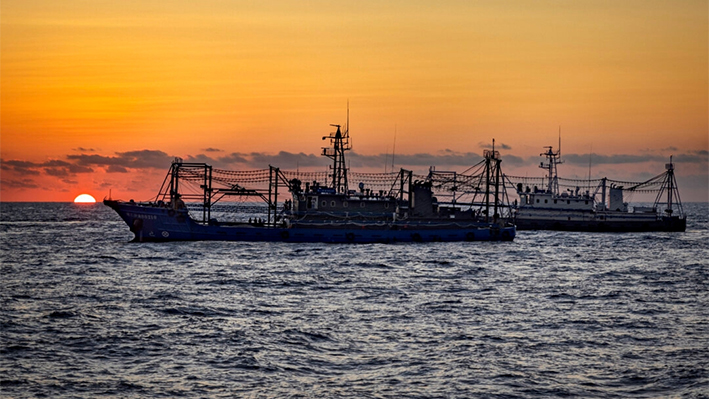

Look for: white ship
[509,145,686,232]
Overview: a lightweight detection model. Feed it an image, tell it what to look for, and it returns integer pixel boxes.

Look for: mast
[483,139,502,223]
[540,144,562,195]
[667,156,673,212]
[655,156,684,217]
[322,124,351,194]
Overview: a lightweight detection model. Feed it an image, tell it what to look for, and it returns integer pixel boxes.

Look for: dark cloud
[560,151,708,165]
[500,154,525,166]
[74,147,96,152]
[68,150,173,169]
[183,154,220,165]
[562,153,665,165]
[673,152,709,164]
[203,148,222,152]
[249,151,327,168]
[479,142,512,150]
[106,165,129,173]
[1,178,40,189]
[2,159,93,177]
[2,147,707,187]
[217,153,249,164]
[45,168,70,177]
[1,160,41,176]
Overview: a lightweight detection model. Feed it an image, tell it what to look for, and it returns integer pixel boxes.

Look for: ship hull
[105,200,515,243]
[515,212,686,232]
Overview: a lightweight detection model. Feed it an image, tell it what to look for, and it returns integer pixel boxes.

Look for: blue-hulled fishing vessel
[105,123,516,243]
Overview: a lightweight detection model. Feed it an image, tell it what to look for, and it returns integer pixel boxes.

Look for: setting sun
[74,194,96,203]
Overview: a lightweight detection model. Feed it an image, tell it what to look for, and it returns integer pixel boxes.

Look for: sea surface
[1,202,707,398]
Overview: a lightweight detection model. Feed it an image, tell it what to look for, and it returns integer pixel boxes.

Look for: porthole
[331,201,336,207]
[343,201,348,207]
[321,201,327,207]
[360,202,365,208]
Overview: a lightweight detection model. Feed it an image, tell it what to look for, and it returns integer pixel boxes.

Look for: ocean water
[1,202,707,398]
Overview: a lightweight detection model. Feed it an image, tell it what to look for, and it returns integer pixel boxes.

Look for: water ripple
[0,202,707,398]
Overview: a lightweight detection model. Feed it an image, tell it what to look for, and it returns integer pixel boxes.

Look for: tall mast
[667,155,673,212]
[653,156,684,218]
[540,144,562,195]
[322,123,351,194]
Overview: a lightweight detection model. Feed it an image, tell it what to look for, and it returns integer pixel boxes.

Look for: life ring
[280,230,290,240]
[345,232,355,241]
[465,232,475,241]
[411,233,422,242]
[167,209,175,217]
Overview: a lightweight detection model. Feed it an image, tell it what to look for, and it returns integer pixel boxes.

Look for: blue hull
[105,200,515,243]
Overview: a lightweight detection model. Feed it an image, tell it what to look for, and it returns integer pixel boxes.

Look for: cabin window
[585,200,588,205]
[536,199,540,203]
[544,199,548,204]
[385,203,390,209]
[360,202,365,208]
[343,201,348,207]
[554,199,557,204]
[567,200,570,204]
[307,197,314,209]
[331,201,336,207]
[322,201,327,207]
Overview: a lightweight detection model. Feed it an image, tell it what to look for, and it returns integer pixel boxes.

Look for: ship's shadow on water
[0,202,707,398]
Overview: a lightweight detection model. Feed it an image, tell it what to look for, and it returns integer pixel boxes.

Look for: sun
[74,194,97,203]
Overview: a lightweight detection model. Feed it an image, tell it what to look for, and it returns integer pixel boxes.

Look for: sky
[1,0,707,202]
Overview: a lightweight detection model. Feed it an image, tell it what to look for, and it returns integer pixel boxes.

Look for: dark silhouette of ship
[105,123,516,242]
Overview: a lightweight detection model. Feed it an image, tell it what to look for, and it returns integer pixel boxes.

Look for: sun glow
[74,194,96,203]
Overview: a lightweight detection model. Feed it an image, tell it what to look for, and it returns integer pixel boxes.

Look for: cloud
[203,147,222,152]
[68,149,173,169]
[562,153,665,165]
[1,147,706,188]
[478,141,512,150]
[106,165,129,173]
[559,151,708,166]
[1,159,93,177]
[0,178,40,189]
[217,153,249,164]
[2,160,41,176]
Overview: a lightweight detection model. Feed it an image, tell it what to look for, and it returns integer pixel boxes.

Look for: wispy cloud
[1,148,706,188]
[561,150,708,165]
[68,149,174,169]
[478,141,512,150]
[1,178,40,189]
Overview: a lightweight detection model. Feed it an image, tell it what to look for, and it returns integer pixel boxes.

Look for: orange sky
[1,0,707,202]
